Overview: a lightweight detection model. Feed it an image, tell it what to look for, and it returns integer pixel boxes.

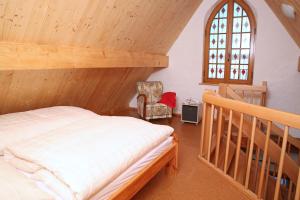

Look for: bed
[0,106,178,200]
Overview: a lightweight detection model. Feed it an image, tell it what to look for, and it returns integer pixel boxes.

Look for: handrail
[203,92,300,130]
[199,91,300,200]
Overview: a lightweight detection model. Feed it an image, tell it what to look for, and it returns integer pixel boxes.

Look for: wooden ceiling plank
[0,42,168,70]
[0,0,202,54]
[265,0,300,47]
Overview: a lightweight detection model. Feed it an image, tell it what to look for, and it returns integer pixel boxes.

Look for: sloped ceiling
[0,0,203,114]
[265,0,300,47]
[0,0,202,54]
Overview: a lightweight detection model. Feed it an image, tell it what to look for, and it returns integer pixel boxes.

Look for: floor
[119,112,253,200]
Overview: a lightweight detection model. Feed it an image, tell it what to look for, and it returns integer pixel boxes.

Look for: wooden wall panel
[0,0,202,54]
[0,68,154,115]
[0,0,203,114]
[265,0,300,47]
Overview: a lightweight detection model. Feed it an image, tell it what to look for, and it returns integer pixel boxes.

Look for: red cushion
[159,92,176,108]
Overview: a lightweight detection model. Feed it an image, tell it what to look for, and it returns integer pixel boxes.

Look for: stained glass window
[204,0,255,84]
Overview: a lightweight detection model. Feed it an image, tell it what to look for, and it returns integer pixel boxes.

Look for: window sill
[198,82,219,86]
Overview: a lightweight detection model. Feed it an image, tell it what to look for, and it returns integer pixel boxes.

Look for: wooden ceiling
[0,68,155,115]
[265,0,300,47]
[0,0,202,114]
[0,0,202,54]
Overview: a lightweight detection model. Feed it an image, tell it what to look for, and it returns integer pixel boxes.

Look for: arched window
[203,0,256,84]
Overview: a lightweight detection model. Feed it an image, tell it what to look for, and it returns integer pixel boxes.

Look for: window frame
[203,0,256,85]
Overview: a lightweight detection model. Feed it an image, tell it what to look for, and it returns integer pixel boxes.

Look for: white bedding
[4,115,174,200]
[0,106,98,155]
[0,160,53,200]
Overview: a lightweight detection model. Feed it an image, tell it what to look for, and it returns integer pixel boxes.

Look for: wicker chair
[136,81,172,120]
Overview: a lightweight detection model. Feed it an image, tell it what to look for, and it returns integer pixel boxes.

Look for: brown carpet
[129,117,253,200]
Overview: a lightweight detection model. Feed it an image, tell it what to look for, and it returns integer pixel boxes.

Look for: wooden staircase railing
[199,91,300,200]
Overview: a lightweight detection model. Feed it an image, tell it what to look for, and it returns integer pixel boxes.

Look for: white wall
[130,0,300,119]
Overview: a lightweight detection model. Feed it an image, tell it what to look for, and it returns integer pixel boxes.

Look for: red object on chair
[159,92,176,108]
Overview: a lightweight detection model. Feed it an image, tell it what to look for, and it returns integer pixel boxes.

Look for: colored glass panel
[219,18,227,33]
[233,17,242,33]
[241,33,251,48]
[209,64,217,78]
[230,65,239,80]
[239,65,248,80]
[234,3,242,17]
[217,65,225,79]
[219,4,228,18]
[231,49,240,64]
[209,50,217,63]
[240,49,250,64]
[210,19,219,33]
[232,34,241,48]
[242,17,250,32]
[210,35,218,49]
[218,34,226,48]
[218,49,226,64]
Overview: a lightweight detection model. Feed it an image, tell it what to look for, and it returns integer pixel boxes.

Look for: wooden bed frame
[89,133,178,200]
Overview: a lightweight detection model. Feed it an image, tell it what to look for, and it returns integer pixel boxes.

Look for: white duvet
[4,115,173,200]
[0,106,98,155]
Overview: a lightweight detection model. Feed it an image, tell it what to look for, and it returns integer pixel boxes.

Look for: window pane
[218,34,226,48]
[230,65,239,80]
[209,50,217,63]
[208,64,217,78]
[217,65,225,79]
[232,34,241,48]
[218,49,226,64]
[240,49,250,64]
[210,35,218,49]
[219,18,227,33]
[239,65,249,80]
[218,4,228,18]
[241,33,251,48]
[242,17,250,32]
[231,49,240,64]
[210,19,219,33]
[232,17,242,33]
[234,3,242,17]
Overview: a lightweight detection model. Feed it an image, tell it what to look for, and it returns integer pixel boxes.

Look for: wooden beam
[0,42,168,70]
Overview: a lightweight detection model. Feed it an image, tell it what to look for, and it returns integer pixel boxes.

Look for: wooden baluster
[199,103,207,158]
[257,121,271,198]
[245,117,257,188]
[273,136,281,176]
[215,107,223,166]
[224,110,233,173]
[287,143,293,200]
[254,147,260,193]
[234,113,244,180]
[264,157,271,199]
[288,182,293,200]
[295,169,300,200]
[207,105,215,162]
[274,126,289,200]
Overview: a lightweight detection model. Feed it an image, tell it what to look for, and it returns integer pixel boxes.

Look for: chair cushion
[137,81,163,104]
[145,103,172,120]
